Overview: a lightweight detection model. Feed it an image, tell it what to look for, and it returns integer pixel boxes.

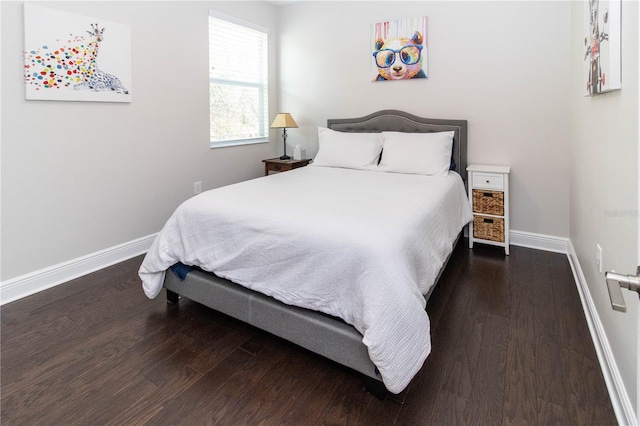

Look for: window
[208,11,268,148]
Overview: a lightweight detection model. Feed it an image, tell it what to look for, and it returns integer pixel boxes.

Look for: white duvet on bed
[139,166,472,393]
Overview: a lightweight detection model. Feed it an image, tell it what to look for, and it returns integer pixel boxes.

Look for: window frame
[208,10,269,149]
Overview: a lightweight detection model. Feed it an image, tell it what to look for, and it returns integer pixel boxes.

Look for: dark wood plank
[2,327,193,424]
[531,254,568,407]
[217,340,329,425]
[464,313,510,425]
[537,397,571,425]
[0,298,176,401]
[561,346,617,425]
[553,258,600,363]
[102,365,201,426]
[146,333,290,425]
[241,354,332,425]
[315,368,382,425]
[429,390,469,425]
[275,364,352,425]
[502,252,539,425]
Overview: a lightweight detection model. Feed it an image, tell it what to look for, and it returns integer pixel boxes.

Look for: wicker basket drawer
[472,189,504,216]
[473,215,505,243]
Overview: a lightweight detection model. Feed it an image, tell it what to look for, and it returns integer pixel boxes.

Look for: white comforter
[139,166,472,393]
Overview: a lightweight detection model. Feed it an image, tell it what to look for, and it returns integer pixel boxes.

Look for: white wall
[278,1,572,239]
[569,0,639,421]
[0,1,575,286]
[1,1,279,281]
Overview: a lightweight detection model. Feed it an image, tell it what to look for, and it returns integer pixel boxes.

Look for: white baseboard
[567,241,636,426]
[510,229,570,254]
[0,233,157,306]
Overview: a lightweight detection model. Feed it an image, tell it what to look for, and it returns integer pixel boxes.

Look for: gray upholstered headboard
[327,110,468,183]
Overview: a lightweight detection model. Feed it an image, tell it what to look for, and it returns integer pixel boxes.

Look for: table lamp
[270,113,298,160]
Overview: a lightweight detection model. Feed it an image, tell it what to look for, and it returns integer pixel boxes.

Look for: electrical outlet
[194,181,202,195]
[596,244,603,273]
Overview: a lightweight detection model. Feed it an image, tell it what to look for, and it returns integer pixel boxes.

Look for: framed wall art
[23,3,132,102]
[583,0,621,96]
[371,16,428,82]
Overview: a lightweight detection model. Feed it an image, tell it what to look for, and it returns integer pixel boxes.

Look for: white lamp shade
[270,113,298,129]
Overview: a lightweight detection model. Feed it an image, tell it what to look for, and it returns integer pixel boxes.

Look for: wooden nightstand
[262,158,311,176]
[467,164,511,255]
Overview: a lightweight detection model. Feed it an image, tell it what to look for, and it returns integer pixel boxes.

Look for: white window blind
[209,12,268,148]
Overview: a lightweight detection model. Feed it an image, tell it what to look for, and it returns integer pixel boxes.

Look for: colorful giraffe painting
[73,24,129,94]
[24,23,128,94]
[23,4,131,102]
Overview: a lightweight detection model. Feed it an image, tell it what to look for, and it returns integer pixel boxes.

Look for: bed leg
[166,289,180,304]
[364,377,387,400]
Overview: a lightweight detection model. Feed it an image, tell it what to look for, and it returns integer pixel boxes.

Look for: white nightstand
[466,164,511,255]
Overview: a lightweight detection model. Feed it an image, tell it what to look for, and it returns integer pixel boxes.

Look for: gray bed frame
[163,110,468,398]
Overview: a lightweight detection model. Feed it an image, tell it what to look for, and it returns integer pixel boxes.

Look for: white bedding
[139,166,472,393]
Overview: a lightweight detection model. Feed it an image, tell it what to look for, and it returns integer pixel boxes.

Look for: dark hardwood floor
[1,240,616,425]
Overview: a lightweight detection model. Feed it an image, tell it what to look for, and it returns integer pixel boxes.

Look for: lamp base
[279,155,291,160]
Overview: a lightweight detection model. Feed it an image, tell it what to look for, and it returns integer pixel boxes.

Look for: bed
[139,110,471,398]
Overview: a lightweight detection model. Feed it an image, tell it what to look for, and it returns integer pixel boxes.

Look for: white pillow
[378,131,455,176]
[312,127,383,170]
